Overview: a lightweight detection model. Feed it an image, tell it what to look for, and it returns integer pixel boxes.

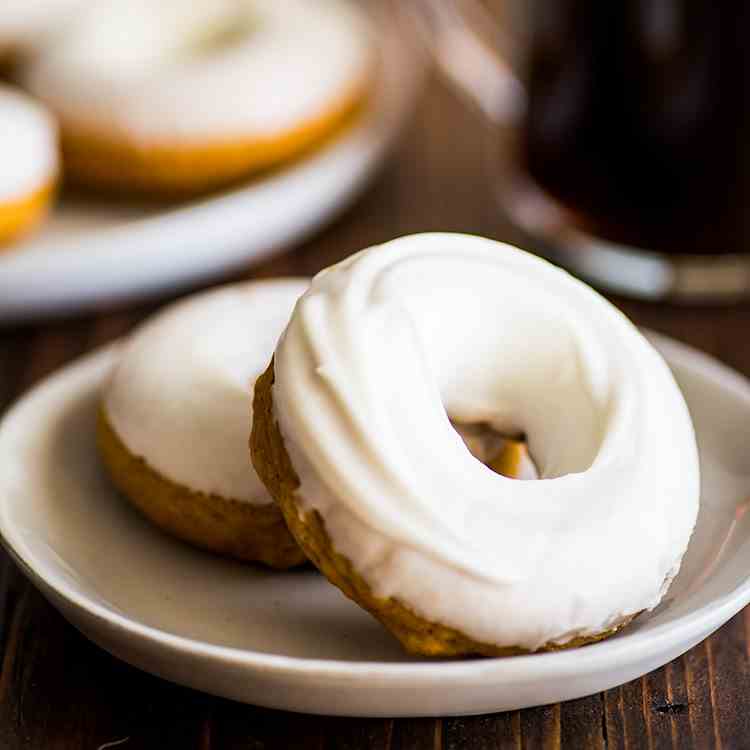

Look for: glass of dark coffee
[407,0,750,302]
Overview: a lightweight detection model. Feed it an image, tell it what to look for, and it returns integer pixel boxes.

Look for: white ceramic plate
[0,332,749,717]
[0,10,418,324]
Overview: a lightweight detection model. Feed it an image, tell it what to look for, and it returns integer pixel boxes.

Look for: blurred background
[2,0,750,321]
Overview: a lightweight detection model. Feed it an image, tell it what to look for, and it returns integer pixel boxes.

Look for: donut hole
[184,11,257,60]
[452,421,539,480]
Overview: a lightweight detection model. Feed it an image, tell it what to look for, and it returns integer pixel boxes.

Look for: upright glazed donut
[0,84,57,248]
[99,279,309,567]
[23,0,373,195]
[252,233,700,655]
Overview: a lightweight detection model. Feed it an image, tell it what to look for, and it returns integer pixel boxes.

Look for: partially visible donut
[23,0,374,195]
[99,279,309,567]
[0,84,57,248]
[251,233,700,655]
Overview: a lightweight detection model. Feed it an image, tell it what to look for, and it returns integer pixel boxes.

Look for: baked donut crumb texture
[58,85,367,196]
[0,181,55,247]
[99,406,305,569]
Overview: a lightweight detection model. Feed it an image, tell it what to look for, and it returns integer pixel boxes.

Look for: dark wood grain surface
[1,77,750,750]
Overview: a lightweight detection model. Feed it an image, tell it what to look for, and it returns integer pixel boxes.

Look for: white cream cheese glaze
[0,84,57,202]
[23,0,373,142]
[105,278,309,505]
[272,233,700,650]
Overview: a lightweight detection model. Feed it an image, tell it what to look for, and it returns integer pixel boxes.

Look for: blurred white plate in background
[1,332,749,716]
[0,10,420,323]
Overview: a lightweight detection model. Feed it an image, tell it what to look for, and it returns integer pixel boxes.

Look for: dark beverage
[523,1,749,256]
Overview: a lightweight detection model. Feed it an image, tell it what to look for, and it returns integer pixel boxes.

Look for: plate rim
[1,331,750,683]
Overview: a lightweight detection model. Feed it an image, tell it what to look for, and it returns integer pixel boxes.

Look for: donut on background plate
[98,279,309,568]
[22,0,374,196]
[251,233,700,656]
[0,84,57,248]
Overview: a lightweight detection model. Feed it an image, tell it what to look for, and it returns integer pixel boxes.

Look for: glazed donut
[98,279,309,568]
[0,84,57,248]
[22,0,373,195]
[251,233,700,655]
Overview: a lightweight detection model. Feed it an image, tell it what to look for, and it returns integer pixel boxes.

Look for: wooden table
[1,77,750,750]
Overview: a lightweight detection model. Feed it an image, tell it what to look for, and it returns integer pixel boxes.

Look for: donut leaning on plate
[98,279,309,568]
[21,0,374,196]
[0,84,57,248]
[251,233,700,656]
